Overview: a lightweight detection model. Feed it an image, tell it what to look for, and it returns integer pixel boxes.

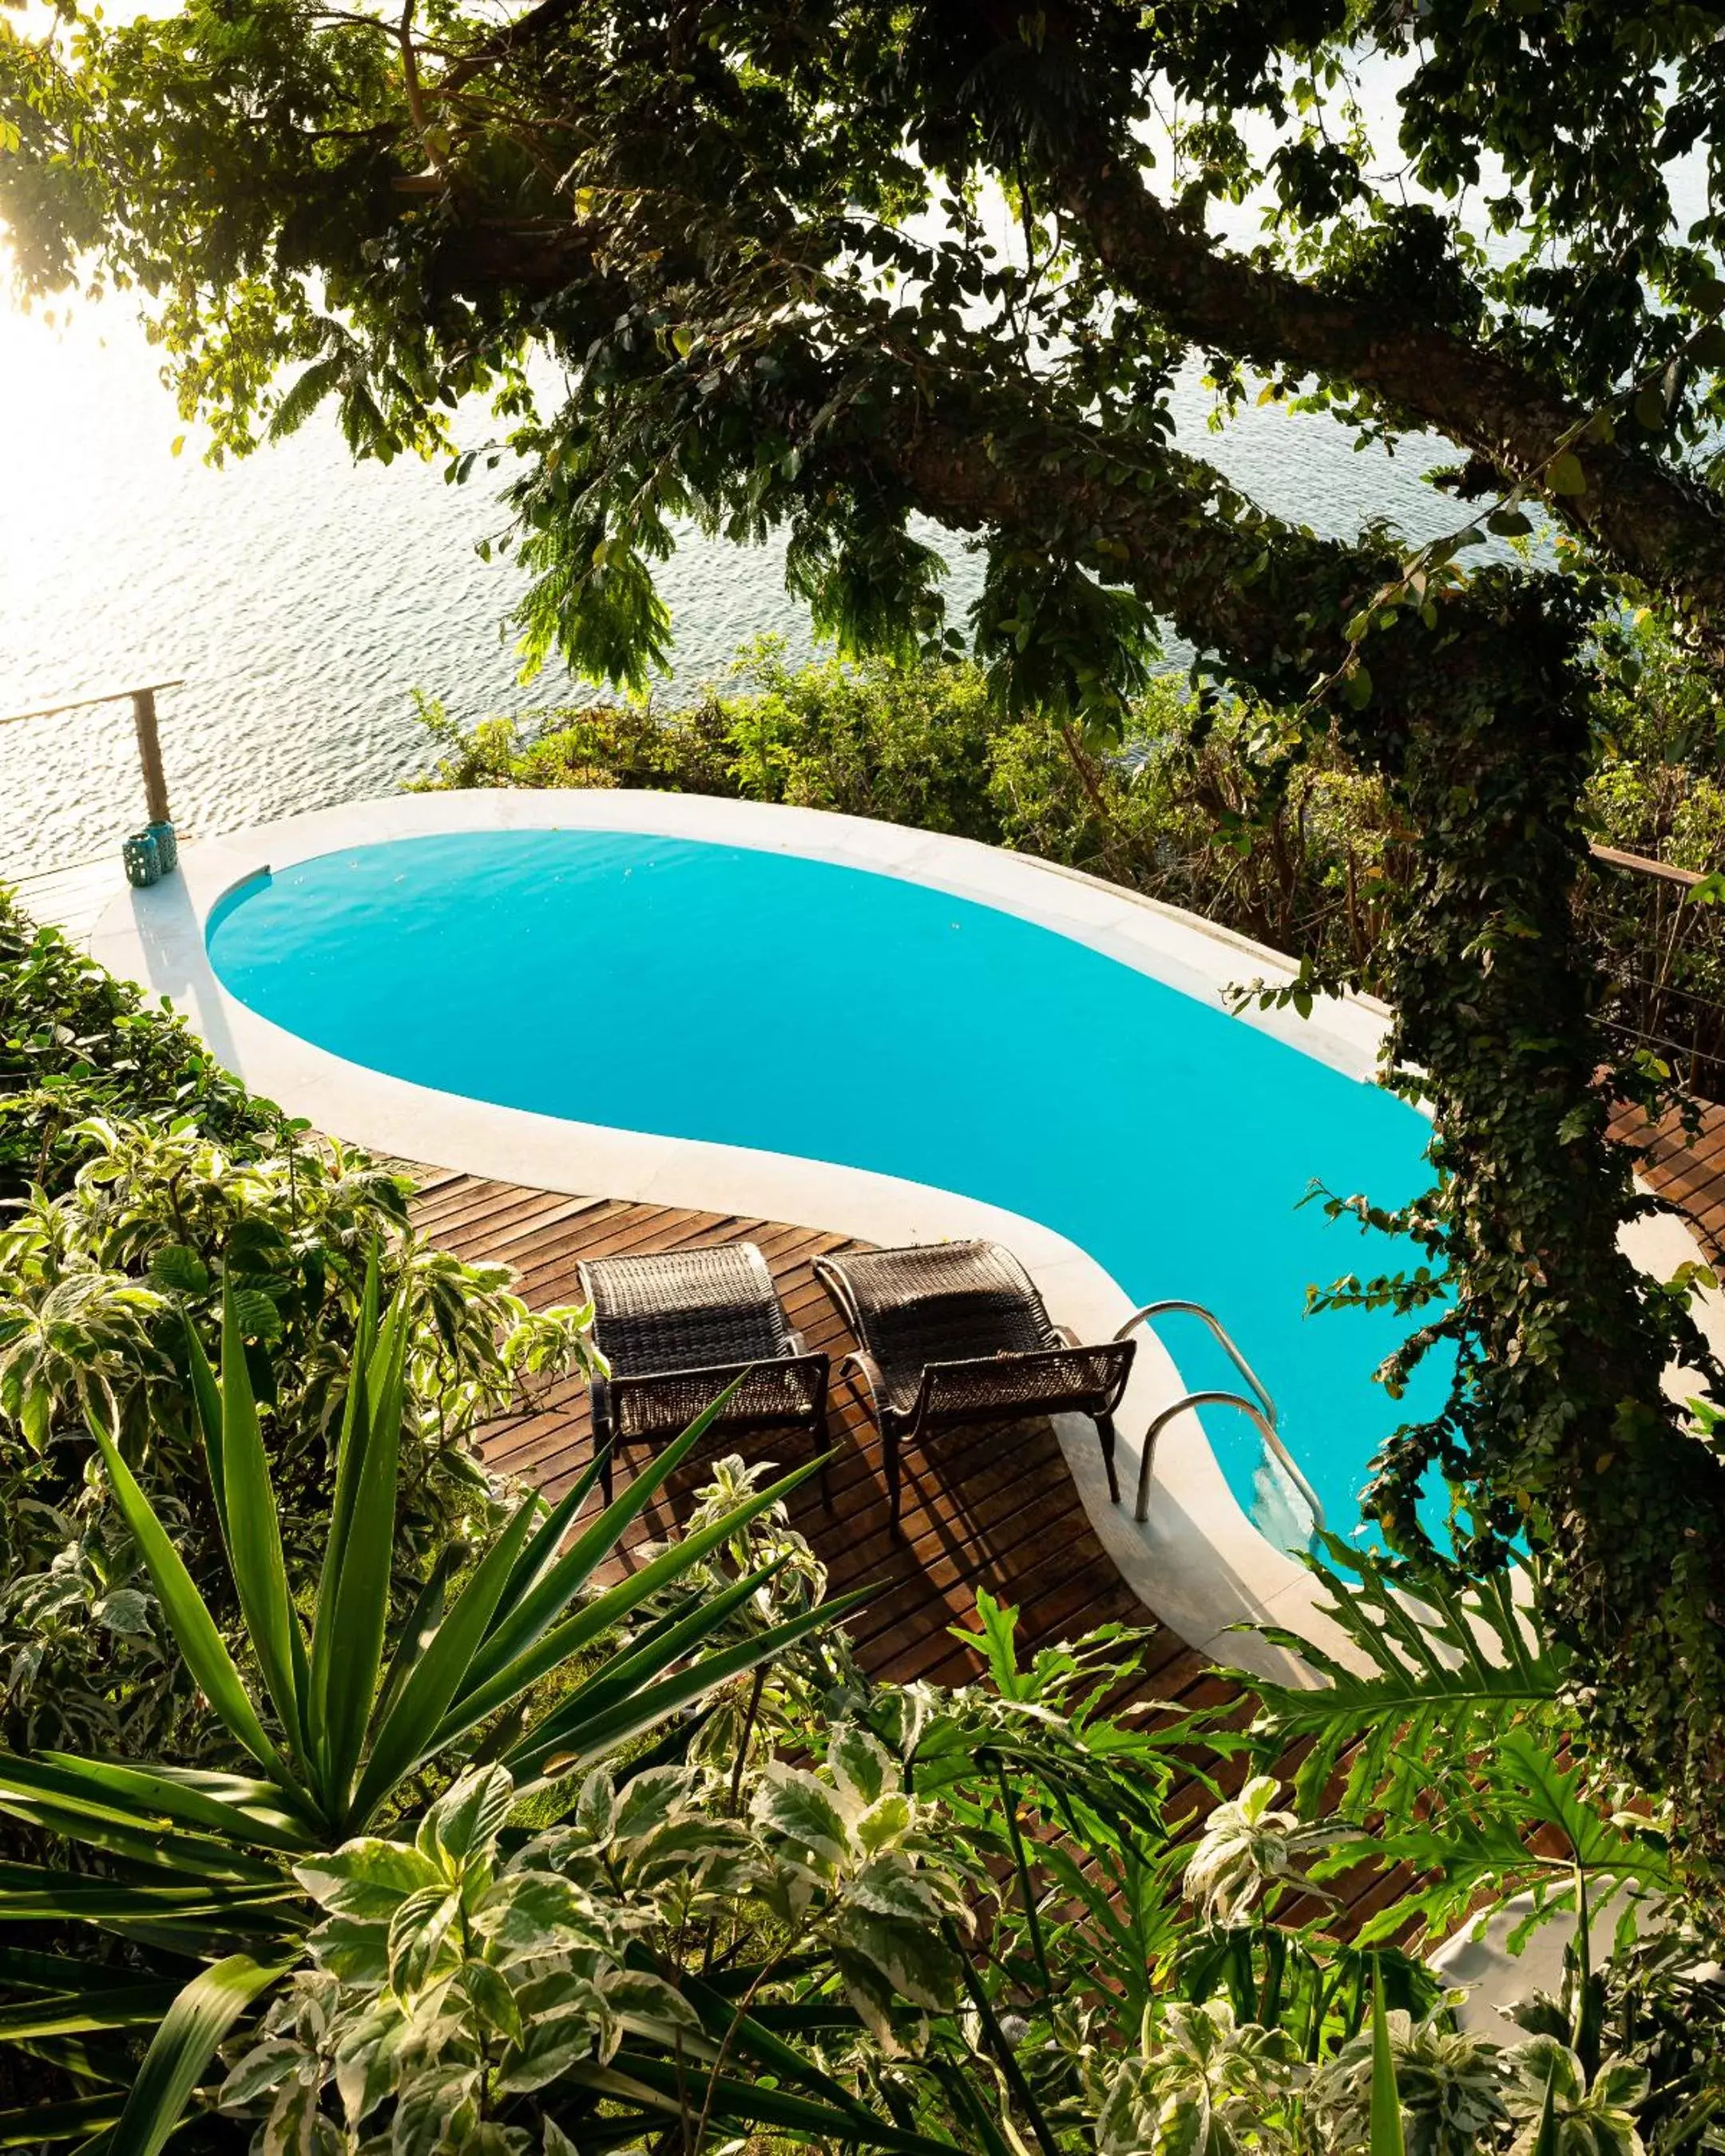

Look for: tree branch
[1050,149,1725,644]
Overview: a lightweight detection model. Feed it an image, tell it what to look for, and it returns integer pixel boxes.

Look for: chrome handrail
[1115,1300,1326,1535]
[1114,1298,1278,1426]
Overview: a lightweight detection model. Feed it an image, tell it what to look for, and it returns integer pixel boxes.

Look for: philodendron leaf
[611,1766,692,1848]
[847,1859,947,1923]
[387,1885,462,1995]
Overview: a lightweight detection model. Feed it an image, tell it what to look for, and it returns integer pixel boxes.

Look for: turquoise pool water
[208,828,1449,1548]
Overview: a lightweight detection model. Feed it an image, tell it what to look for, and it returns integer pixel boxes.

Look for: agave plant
[0,1266,855,2156]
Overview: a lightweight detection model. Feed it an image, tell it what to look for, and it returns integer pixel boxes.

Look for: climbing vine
[1308,577,1725,1855]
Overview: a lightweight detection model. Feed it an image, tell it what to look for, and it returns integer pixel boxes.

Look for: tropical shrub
[0,886,600,1767]
[1204,1536,1675,1952]
[222,1737,978,2156]
[5,1350,1724,2156]
[0,1120,593,1764]
[0,1286,846,2153]
[147,1546,1725,2155]
[0,886,272,1205]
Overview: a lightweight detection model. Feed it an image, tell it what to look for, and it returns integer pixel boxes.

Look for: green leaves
[85,1406,284,1782]
[754,1766,853,1866]
[1545,451,1587,496]
[418,1763,514,1865]
[349,1489,538,1821]
[0,1270,864,2156]
[315,1268,406,1806]
[146,1245,208,1296]
[206,1287,306,1763]
[1369,1966,1406,2156]
[68,1283,850,1848]
[1219,1537,1564,1818]
[109,1955,284,2156]
[1206,1541,1676,1956]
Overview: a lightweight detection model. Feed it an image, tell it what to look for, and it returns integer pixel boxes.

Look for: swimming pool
[206,823,1445,1548]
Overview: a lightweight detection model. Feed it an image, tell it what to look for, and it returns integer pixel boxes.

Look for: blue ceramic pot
[123,831,161,889]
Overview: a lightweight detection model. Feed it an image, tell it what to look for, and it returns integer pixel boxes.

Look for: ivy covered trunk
[1354,582,1725,1864]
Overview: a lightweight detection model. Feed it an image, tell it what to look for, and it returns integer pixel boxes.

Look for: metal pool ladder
[1112,1300,1326,1533]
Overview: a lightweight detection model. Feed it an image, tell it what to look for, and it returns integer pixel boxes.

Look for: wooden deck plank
[1610,1095,1725,1258]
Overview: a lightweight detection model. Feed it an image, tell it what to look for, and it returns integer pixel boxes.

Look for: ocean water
[0,301,1458,882]
[208,828,1449,1548]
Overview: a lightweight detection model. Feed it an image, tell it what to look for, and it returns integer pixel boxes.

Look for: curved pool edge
[87,787,1414,1682]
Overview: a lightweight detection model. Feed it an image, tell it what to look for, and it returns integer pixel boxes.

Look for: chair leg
[886,1425,902,1532]
[1095,1410,1120,1505]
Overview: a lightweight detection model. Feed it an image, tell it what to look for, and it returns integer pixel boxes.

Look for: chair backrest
[835,1241,1057,1340]
[580,1242,790,1376]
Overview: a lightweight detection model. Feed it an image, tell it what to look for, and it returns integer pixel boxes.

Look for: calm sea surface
[0,302,1457,880]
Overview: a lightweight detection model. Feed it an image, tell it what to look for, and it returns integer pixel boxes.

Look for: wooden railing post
[130,687,171,827]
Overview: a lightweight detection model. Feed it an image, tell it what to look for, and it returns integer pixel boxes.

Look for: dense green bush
[10,1496,1715,2156]
[0,1119,593,1761]
[0,1292,842,2150]
[0,891,595,1767]
[0,885,276,1205]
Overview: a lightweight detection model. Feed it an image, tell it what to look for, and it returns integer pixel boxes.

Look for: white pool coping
[85,787,1724,1684]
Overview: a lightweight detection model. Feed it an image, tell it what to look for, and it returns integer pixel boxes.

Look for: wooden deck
[1609,1095,1725,1258]
[410,1167,1414,1929]
[413,1168,1211,1702]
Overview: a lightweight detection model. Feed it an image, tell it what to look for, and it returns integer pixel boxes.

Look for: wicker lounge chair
[577,1243,831,1505]
[811,1240,1135,1525]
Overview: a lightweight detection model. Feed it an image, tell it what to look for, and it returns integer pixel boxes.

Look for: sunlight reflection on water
[0,302,1453,878]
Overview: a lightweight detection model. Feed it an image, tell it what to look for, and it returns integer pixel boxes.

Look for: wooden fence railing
[1585,839,1725,1100]
[0,679,184,831]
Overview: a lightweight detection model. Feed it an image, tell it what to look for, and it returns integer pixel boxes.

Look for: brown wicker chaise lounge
[577,1243,831,1506]
[811,1240,1136,1526]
